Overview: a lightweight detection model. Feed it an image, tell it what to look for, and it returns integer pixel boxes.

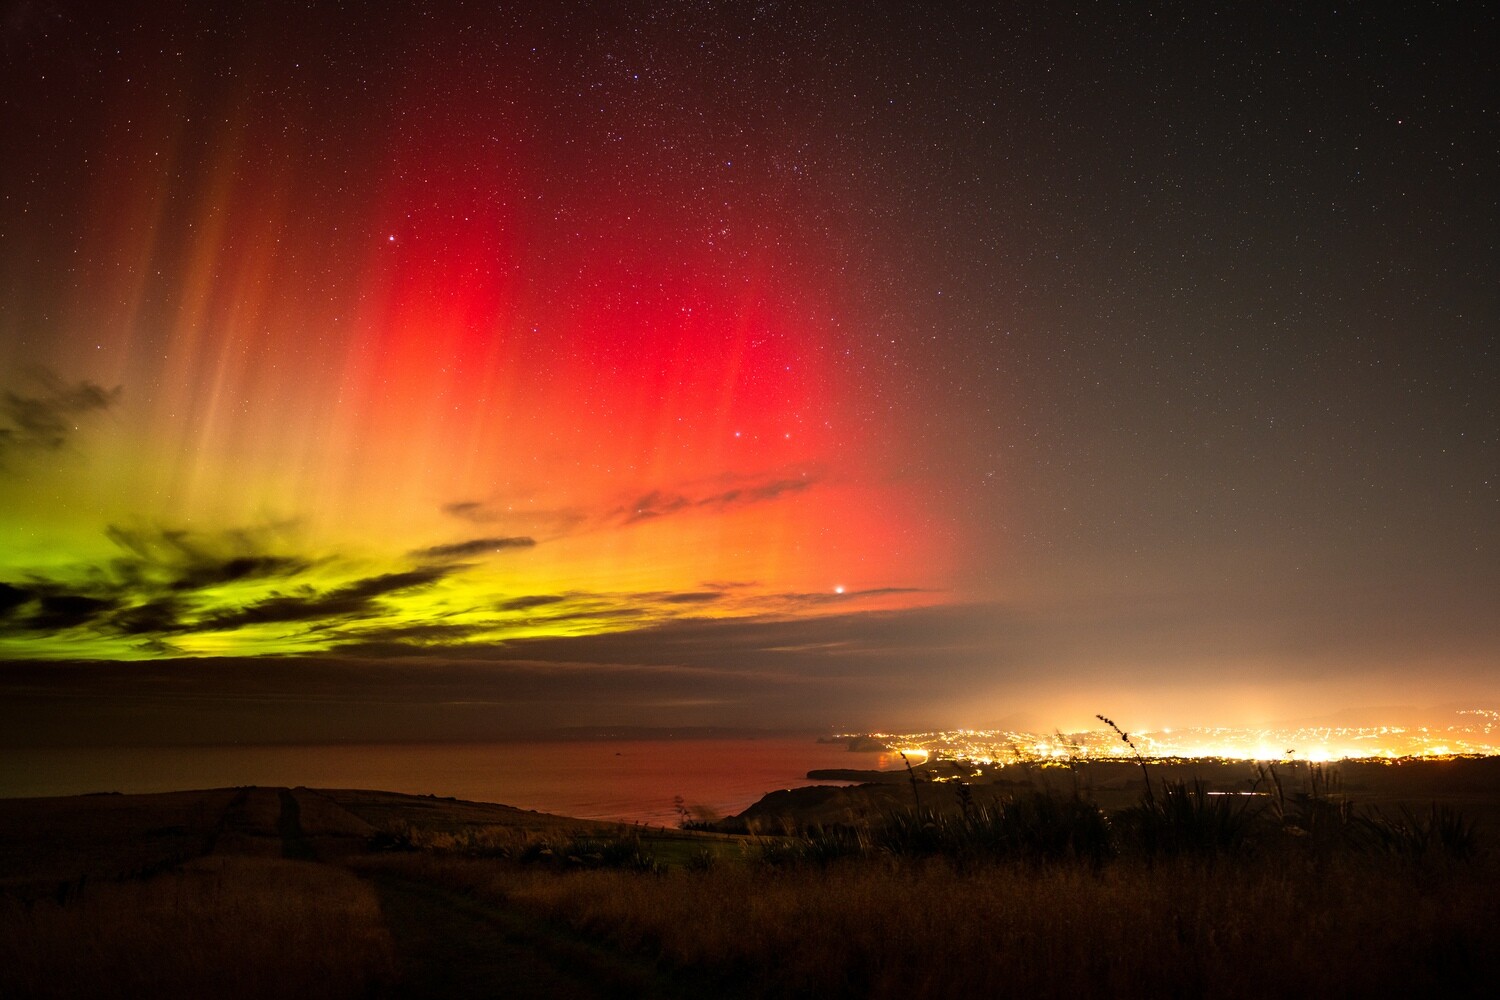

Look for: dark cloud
[0,520,496,647]
[777,587,928,607]
[0,548,461,642]
[702,478,811,509]
[336,568,452,600]
[103,524,310,592]
[0,581,134,632]
[487,605,1014,676]
[442,501,493,523]
[622,490,692,524]
[109,598,188,636]
[325,620,490,655]
[167,556,309,591]
[0,524,332,642]
[410,536,536,560]
[497,594,568,611]
[0,370,120,455]
[496,593,656,623]
[661,591,725,605]
[618,476,816,526]
[506,605,649,627]
[28,593,120,630]
[328,596,660,653]
[10,592,1493,744]
[0,605,1032,743]
[442,499,589,537]
[199,567,453,630]
[5,587,183,637]
[133,637,187,657]
[0,563,923,650]
[0,582,29,616]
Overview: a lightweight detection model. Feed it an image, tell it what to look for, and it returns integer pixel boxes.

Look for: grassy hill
[1,762,1498,997]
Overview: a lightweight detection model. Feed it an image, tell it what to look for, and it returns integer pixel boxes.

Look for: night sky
[1,2,1495,744]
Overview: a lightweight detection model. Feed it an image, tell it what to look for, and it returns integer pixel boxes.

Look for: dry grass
[4,781,1497,997]
[384,851,1500,998]
[0,856,395,1000]
[319,787,620,837]
[0,790,241,891]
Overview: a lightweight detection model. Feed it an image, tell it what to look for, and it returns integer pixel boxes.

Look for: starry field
[2,3,1497,755]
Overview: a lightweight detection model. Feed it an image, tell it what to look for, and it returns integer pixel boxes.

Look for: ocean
[0,738,892,825]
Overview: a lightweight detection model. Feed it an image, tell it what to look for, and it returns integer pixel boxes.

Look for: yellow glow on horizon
[840,713,1500,766]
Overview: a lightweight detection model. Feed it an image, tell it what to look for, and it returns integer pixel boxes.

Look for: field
[2,759,1498,998]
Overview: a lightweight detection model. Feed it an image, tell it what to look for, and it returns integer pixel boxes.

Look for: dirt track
[268,788,684,1000]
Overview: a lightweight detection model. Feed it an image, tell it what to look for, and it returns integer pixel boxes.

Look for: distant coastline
[0,736,889,826]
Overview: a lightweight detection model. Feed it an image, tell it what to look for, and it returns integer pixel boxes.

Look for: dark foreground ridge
[1,772,1498,999]
[371,874,614,1000]
[271,787,633,997]
[0,787,738,1000]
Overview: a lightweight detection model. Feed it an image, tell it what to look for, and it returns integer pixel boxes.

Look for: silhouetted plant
[366,822,417,852]
[744,826,868,869]
[899,750,923,809]
[872,807,947,858]
[1098,714,1155,811]
[1122,779,1261,859]
[518,832,664,873]
[959,792,1114,866]
[954,781,975,818]
[1251,760,1360,852]
[1358,804,1478,862]
[1251,760,1288,822]
[753,837,810,868]
[862,792,1114,866]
